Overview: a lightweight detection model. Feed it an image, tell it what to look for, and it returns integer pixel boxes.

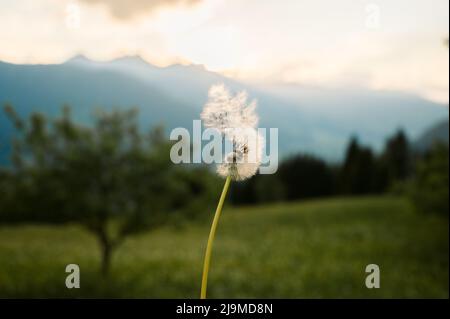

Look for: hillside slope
[414,119,449,152]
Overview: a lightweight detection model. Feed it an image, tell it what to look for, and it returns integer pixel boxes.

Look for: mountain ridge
[0,57,448,164]
[414,119,449,152]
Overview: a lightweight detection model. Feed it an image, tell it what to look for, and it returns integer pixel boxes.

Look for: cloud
[79,0,202,20]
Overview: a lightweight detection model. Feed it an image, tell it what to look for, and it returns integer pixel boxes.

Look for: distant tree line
[230,130,449,216]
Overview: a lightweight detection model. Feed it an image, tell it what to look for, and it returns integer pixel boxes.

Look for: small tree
[0,105,215,275]
[381,130,412,182]
[339,137,377,194]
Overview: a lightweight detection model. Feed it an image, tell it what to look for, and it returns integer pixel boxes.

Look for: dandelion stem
[200,175,232,299]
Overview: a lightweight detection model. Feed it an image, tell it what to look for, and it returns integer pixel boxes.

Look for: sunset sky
[0,0,448,103]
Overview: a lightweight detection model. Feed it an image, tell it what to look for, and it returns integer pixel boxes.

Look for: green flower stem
[200,175,232,299]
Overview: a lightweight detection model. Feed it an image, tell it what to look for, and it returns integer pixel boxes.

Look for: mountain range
[414,119,449,152]
[0,55,448,164]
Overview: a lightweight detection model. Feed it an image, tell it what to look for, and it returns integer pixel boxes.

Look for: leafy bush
[410,143,449,216]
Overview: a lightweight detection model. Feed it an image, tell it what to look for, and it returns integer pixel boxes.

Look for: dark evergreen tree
[339,137,377,194]
[382,130,412,182]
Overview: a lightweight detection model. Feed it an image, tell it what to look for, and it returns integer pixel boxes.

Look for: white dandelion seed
[201,84,258,134]
[201,84,263,181]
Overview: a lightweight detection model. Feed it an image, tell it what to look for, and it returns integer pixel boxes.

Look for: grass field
[0,196,448,298]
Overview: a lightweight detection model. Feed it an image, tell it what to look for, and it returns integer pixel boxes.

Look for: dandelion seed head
[202,84,263,181]
[201,84,258,133]
[217,128,264,181]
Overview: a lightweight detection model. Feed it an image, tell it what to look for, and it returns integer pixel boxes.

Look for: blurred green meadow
[0,196,447,298]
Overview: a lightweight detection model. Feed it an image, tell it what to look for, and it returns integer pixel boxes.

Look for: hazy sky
[0,0,448,103]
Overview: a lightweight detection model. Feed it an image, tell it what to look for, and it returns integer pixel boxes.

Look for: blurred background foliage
[0,105,220,275]
[0,105,448,298]
[231,129,448,219]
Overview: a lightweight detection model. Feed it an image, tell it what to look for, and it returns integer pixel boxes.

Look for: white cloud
[78,0,202,20]
[0,0,448,103]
